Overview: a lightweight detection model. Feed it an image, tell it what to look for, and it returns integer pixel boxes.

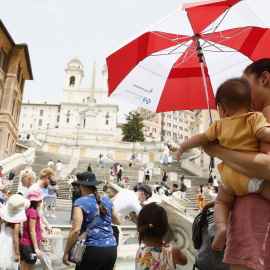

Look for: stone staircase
[8,146,211,217]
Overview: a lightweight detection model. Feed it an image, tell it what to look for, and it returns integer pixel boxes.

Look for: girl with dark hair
[135,202,187,269]
[197,184,205,211]
[62,171,120,270]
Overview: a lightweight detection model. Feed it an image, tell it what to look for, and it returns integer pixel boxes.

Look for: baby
[177,78,270,251]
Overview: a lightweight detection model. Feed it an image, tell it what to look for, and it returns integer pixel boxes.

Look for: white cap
[0,163,3,168]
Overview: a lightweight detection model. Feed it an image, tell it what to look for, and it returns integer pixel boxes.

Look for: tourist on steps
[63,171,120,269]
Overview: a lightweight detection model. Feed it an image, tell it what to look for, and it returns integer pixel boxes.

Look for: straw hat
[0,194,28,223]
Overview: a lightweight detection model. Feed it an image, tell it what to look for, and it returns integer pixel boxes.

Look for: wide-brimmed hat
[72,171,103,187]
[27,189,47,201]
[0,194,28,223]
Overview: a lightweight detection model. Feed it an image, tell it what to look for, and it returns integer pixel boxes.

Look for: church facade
[19,56,120,139]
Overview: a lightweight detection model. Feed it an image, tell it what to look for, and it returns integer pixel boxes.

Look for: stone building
[0,20,33,160]
[19,56,120,140]
[137,107,195,144]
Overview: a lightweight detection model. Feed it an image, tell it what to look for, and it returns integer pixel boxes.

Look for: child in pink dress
[20,189,46,270]
[135,203,187,270]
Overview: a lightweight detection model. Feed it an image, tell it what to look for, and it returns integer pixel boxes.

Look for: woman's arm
[111,206,121,225]
[172,245,187,266]
[13,223,21,262]
[62,206,83,266]
[29,218,42,258]
[204,140,270,181]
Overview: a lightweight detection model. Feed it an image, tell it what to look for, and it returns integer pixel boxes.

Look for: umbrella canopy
[107,0,270,113]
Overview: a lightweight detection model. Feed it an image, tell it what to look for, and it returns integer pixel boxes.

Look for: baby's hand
[177,148,184,162]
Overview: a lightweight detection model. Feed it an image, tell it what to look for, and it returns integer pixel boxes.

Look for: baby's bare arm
[256,126,270,143]
[177,133,210,161]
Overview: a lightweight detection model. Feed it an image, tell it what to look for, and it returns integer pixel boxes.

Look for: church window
[173,133,177,139]
[70,76,75,86]
[67,117,69,123]
[57,116,60,122]
[22,124,24,128]
[185,136,188,140]
[83,118,86,128]
[17,64,21,83]
[40,110,43,116]
[152,128,156,133]
[20,76,25,93]
[11,99,15,116]
[106,120,109,125]
[0,48,9,73]
[58,106,61,112]
[6,133,10,148]
[167,131,171,136]
[38,119,42,126]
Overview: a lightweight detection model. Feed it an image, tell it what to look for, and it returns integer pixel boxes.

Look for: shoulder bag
[52,185,58,197]
[68,200,101,265]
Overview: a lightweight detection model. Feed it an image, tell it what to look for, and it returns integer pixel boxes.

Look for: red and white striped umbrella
[106,0,270,118]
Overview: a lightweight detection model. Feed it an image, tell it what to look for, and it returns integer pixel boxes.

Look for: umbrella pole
[194,35,213,125]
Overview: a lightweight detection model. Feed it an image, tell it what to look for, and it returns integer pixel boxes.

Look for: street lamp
[32,118,36,135]
[44,123,49,143]
[144,127,148,152]
[75,123,80,147]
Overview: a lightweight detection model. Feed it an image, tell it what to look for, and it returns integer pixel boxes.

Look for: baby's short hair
[215,78,251,110]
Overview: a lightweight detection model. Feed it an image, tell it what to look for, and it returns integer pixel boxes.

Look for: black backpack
[147,169,150,174]
[192,202,229,270]
[72,186,82,199]
[161,188,169,196]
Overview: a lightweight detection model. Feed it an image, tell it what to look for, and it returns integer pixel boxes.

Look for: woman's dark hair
[87,164,92,172]
[88,186,107,215]
[200,184,203,193]
[213,186,219,193]
[180,185,187,192]
[244,58,270,80]
[215,78,251,110]
[30,201,39,210]
[137,202,174,245]
[51,180,57,186]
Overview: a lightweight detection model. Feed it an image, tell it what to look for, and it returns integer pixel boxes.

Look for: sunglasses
[48,177,52,182]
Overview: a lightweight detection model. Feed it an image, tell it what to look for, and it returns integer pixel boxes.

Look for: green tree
[122,111,145,142]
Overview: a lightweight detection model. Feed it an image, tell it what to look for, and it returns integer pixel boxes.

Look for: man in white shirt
[55,160,63,179]
[48,159,54,169]
[21,168,54,270]
[112,185,152,244]
[138,167,144,184]
[144,168,152,184]
[168,155,172,167]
